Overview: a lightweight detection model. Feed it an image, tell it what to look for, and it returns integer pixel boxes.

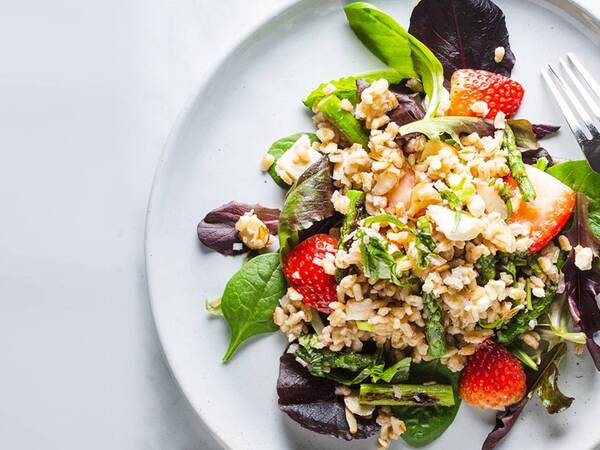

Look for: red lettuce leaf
[520,147,554,167]
[532,124,560,140]
[277,352,379,440]
[388,91,426,127]
[409,0,515,81]
[564,193,600,369]
[482,343,570,450]
[197,201,280,255]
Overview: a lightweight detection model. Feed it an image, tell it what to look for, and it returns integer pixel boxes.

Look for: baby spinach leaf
[197,201,280,255]
[221,253,286,362]
[303,68,403,108]
[409,0,515,80]
[278,156,335,257]
[344,2,444,117]
[266,133,317,188]
[392,361,461,447]
[317,95,369,147]
[548,160,600,202]
[399,116,494,146]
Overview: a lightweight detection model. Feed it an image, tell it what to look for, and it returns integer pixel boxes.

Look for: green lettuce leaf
[399,116,494,145]
[303,68,403,108]
[278,156,335,257]
[344,2,444,117]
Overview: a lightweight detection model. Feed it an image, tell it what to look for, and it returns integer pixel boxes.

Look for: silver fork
[542,53,600,172]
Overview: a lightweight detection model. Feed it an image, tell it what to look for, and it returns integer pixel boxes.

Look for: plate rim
[144,1,600,449]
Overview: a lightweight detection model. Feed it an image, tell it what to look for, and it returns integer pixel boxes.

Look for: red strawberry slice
[449,69,524,119]
[507,165,575,253]
[283,234,338,313]
[459,339,526,409]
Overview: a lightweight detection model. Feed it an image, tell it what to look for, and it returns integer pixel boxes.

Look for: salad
[197,1,600,449]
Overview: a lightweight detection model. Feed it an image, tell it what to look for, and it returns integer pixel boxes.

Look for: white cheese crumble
[494,46,506,63]
[274,134,322,185]
[470,101,490,118]
[260,153,274,171]
[574,245,594,271]
[235,211,273,250]
[427,205,484,241]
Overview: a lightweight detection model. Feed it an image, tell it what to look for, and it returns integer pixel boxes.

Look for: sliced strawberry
[508,166,575,253]
[459,339,526,409]
[449,69,524,119]
[283,234,338,313]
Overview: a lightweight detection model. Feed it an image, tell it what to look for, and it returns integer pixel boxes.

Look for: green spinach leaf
[303,68,403,108]
[221,253,287,362]
[266,133,317,188]
[547,160,600,201]
[344,2,444,117]
[392,361,461,447]
[278,156,335,257]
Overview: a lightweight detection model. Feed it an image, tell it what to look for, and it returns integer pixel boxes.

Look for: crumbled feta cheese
[340,98,354,112]
[322,83,336,95]
[494,111,506,129]
[235,211,273,250]
[494,46,506,63]
[467,194,486,217]
[470,101,490,118]
[531,287,545,298]
[260,153,274,171]
[558,235,572,252]
[427,205,484,241]
[575,245,594,271]
[275,134,322,185]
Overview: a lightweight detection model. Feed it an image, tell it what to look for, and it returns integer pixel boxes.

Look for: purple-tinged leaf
[482,343,569,450]
[564,193,600,369]
[520,148,554,167]
[532,124,560,140]
[197,201,280,255]
[277,352,379,440]
[409,0,515,81]
[388,91,426,127]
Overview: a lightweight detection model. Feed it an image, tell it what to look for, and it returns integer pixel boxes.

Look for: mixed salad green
[196,1,600,448]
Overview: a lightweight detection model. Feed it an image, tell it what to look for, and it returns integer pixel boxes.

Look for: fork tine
[568,53,600,103]
[542,66,589,144]
[548,64,600,139]
[561,57,600,122]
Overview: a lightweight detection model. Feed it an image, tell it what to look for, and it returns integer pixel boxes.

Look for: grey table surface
[0,0,597,449]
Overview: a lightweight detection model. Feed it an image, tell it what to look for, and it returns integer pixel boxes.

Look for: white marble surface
[0,1,597,449]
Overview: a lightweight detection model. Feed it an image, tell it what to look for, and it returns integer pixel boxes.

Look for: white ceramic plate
[146,1,600,449]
